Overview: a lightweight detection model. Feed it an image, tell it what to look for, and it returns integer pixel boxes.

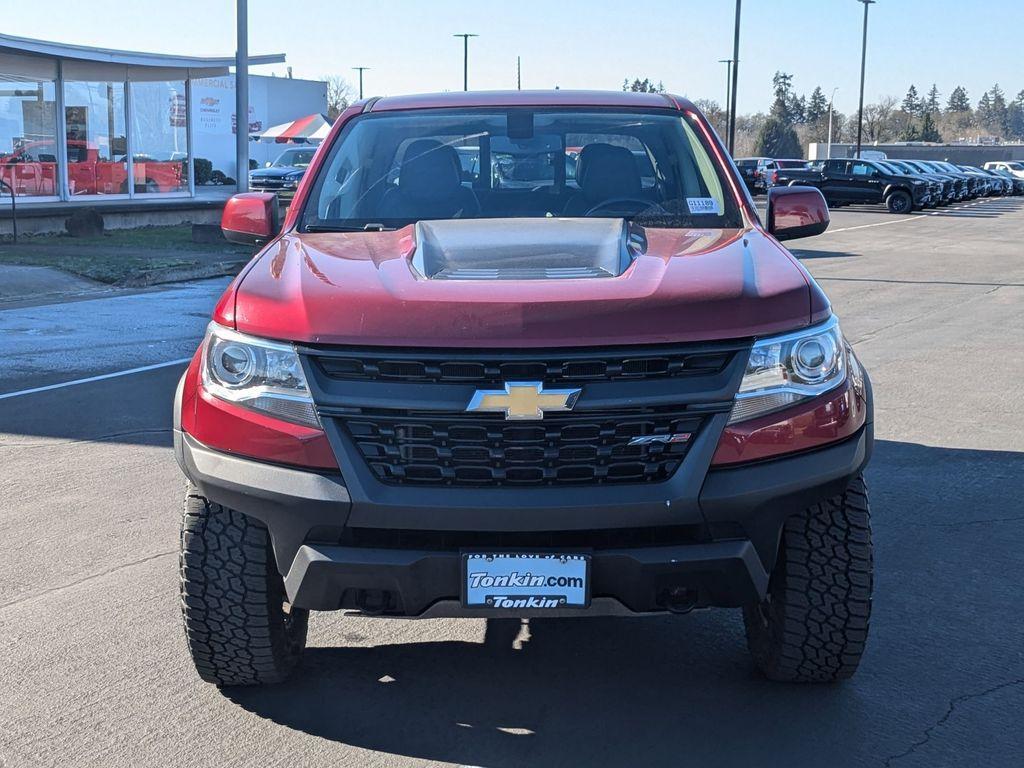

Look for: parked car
[982,161,1024,181]
[0,139,183,196]
[910,160,981,199]
[178,90,874,687]
[249,147,318,200]
[882,159,957,205]
[734,156,778,193]
[776,157,932,212]
[954,164,1000,196]
[873,160,944,207]
[988,167,1024,195]
[969,166,1013,196]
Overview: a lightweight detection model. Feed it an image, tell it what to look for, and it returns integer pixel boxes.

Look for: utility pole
[235,0,248,192]
[855,0,876,158]
[453,34,478,91]
[827,87,839,159]
[352,67,369,100]
[718,59,733,136]
[728,0,741,154]
[517,56,521,90]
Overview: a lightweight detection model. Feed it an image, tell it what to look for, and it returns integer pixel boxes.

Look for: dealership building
[0,33,326,232]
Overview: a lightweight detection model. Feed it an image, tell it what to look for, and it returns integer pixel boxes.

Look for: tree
[919,112,941,142]
[861,96,899,143]
[925,84,941,113]
[946,86,971,113]
[806,86,828,123]
[693,98,726,137]
[902,84,922,116]
[1008,90,1024,140]
[900,121,921,142]
[987,84,1008,134]
[754,115,801,158]
[976,91,993,129]
[623,78,665,93]
[770,71,796,122]
[325,75,354,120]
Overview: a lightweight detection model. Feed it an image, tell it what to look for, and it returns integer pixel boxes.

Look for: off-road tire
[743,475,872,683]
[179,485,308,686]
[885,189,912,214]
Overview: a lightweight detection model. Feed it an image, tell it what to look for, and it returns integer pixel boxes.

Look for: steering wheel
[584,197,667,217]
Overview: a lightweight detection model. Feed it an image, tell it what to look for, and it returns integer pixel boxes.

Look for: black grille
[313,347,732,386]
[336,407,703,486]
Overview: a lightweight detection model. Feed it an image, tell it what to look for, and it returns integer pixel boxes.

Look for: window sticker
[686,197,720,215]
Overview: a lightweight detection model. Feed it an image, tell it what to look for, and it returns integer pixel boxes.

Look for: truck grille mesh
[337,408,703,486]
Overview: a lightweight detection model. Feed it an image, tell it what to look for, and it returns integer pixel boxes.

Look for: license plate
[462,553,590,609]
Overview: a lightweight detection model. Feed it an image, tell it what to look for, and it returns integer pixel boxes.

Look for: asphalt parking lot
[2,196,1023,768]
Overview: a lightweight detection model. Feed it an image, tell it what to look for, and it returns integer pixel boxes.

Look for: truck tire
[179,485,308,686]
[885,189,912,213]
[742,475,872,683]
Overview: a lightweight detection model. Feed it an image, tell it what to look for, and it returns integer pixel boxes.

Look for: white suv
[983,161,1024,180]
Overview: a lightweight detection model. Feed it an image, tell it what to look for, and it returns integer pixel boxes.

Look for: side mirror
[221,192,280,245]
[766,185,829,241]
[265,161,272,168]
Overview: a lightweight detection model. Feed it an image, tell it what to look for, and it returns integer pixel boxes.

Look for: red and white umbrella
[256,113,331,143]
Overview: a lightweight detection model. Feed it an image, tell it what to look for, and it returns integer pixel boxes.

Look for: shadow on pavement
[223,439,1024,768]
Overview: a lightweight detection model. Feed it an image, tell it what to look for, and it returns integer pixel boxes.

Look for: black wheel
[885,190,912,214]
[743,475,873,683]
[179,485,308,686]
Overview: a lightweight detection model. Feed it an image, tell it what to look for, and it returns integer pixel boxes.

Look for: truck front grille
[335,407,703,486]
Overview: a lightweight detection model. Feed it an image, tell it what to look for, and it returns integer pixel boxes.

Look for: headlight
[201,323,320,427]
[729,316,847,424]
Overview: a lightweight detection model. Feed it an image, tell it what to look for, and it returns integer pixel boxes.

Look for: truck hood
[231,219,827,347]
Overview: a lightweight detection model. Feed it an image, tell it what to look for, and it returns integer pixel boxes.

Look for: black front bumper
[175,420,873,615]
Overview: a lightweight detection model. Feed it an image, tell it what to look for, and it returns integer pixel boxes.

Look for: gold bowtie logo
[466,382,582,420]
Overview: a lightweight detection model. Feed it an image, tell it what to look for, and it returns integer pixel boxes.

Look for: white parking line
[823,199,992,235]
[0,358,192,401]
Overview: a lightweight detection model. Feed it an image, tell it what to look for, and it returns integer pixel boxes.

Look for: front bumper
[175,418,873,615]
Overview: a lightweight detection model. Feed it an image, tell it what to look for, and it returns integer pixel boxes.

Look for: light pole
[728,0,741,154]
[352,67,369,100]
[718,58,733,136]
[453,33,478,91]
[826,87,839,159]
[855,0,876,159]
[235,0,249,192]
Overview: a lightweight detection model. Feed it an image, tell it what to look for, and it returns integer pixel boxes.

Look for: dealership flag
[256,113,331,143]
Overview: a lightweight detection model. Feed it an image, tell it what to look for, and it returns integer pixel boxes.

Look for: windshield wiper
[304,223,395,233]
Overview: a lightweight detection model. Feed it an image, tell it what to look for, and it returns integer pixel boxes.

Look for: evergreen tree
[900,121,921,141]
[902,85,922,116]
[946,86,971,113]
[806,86,829,123]
[791,94,807,124]
[1008,91,1024,140]
[925,84,941,113]
[988,84,1008,133]
[976,92,993,127]
[754,115,801,158]
[919,112,942,142]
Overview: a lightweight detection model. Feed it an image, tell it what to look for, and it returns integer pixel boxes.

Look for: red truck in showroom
[174,90,873,687]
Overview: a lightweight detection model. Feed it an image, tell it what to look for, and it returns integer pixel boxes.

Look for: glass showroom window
[0,72,59,199]
[63,80,128,195]
[129,79,189,194]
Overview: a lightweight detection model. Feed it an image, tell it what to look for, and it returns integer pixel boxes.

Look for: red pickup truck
[0,139,183,196]
[175,90,873,687]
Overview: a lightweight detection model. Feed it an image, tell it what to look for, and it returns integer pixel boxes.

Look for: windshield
[1006,162,1024,171]
[274,149,315,168]
[301,108,743,230]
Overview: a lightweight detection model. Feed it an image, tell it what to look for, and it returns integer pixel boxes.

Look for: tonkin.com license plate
[462,553,590,610]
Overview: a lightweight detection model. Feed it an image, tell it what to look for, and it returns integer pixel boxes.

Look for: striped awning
[257,113,331,143]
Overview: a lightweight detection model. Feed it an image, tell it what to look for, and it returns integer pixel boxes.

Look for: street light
[728,0,741,154]
[718,58,733,136]
[453,33,478,91]
[827,87,839,159]
[352,67,369,100]
[855,0,876,159]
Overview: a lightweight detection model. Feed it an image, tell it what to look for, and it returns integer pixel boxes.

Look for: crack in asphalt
[882,678,1024,767]
[0,428,171,450]
[0,551,177,611]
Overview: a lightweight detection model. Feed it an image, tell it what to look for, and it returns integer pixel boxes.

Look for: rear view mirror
[221,192,280,245]
[766,185,829,241]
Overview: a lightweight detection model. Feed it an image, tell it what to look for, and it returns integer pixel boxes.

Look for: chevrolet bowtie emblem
[465,381,582,420]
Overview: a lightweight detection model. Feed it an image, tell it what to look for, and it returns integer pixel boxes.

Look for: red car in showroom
[174,90,873,686]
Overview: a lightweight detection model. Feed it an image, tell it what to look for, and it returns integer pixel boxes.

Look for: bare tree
[861,96,899,143]
[324,75,355,121]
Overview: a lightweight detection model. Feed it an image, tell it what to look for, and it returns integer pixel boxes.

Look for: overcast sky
[8,0,1023,114]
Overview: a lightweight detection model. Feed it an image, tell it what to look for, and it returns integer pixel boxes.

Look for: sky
[6,0,1023,114]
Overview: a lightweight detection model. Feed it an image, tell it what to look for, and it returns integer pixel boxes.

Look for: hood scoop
[411,217,645,281]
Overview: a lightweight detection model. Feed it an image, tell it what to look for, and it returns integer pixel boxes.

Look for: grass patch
[0,225,254,284]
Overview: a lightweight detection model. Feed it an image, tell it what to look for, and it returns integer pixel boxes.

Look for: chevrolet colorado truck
[776,157,932,212]
[175,91,874,687]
